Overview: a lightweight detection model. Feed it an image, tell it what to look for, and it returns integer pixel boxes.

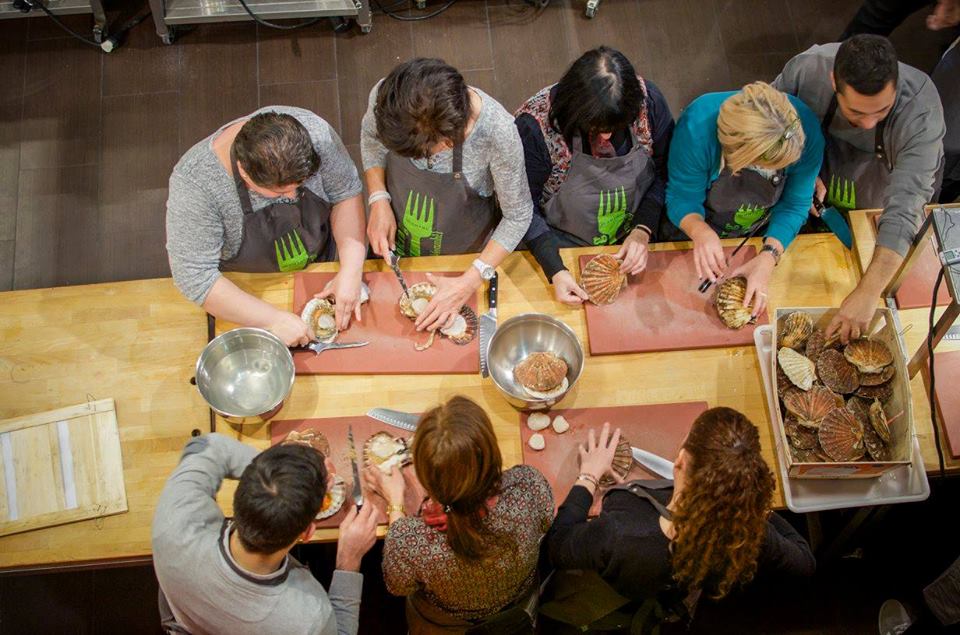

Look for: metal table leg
[147,0,174,43]
[89,0,107,41]
[584,0,599,17]
[355,0,371,33]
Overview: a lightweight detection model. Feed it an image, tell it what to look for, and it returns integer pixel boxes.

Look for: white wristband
[368,190,392,206]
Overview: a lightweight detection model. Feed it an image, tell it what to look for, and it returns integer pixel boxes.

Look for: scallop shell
[282,428,331,457]
[790,445,825,464]
[818,407,865,462]
[364,432,410,474]
[414,330,436,351]
[863,424,890,462]
[856,379,894,402]
[317,475,346,520]
[859,364,895,386]
[440,306,478,345]
[784,416,818,450]
[778,347,817,391]
[528,433,546,451]
[783,385,842,428]
[398,282,438,319]
[776,362,792,397]
[580,254,627,305]
[527,413,551,432]
[816,349,860,394]
[301,298,338,343]
[599,436,633,487]
[805,329,838,361]
[514,352,568,393]
[845,396,873,427]
[715,276,755,330]
[844,338,894,374]
[778,311,815,349]
[868,399,892,444]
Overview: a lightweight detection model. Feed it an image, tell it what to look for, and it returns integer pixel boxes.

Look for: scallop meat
[301,298,338,343]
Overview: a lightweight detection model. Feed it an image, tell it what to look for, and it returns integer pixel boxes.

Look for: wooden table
[0,233,894,571]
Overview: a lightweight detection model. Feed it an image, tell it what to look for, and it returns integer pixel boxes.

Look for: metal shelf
[0,0,91,18]
[162,0,357,23]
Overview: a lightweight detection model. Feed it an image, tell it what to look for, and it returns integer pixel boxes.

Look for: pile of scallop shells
[775,311,899,463]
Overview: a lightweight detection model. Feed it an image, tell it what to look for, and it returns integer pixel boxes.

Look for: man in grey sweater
[152,434,377,635]
[773,36,945,342]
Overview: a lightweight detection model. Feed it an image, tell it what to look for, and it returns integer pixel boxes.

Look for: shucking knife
[367,408,419,432]
[347,425,363,510]
[385,250,411,299]
[630,447,675,480]
[478,273,498,378]
[813,196,852,249]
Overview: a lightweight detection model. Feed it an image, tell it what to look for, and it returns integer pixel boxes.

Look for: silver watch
[472,258,495,280]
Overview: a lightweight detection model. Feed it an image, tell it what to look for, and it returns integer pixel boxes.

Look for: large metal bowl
[487,313,584,410]
[195,328,295,425]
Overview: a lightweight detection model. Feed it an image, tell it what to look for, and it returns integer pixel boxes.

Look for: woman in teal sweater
[665,82,824,317]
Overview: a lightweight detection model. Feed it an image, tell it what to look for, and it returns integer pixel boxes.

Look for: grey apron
[542,133,656,246]
[386,144,499,257]
[704,166,786,238]
[220,156,337,273]
[820,95,892,212]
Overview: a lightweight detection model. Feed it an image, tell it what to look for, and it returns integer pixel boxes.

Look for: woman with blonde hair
[543,409,815,630]
[665,82,824,317]
[365,395,553,633]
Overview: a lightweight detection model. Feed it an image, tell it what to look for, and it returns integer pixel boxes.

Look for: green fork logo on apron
[274,229,316,272]
[592,186,630,246]
[826,174,857,211]
[722,204,767,235]
[396,191,443,257]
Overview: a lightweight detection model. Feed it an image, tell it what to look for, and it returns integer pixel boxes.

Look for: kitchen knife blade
[347,425,363,509]
[366,408,419,432]
[630,446,675,480]
[386,250,411,299]
[478,273,498,378]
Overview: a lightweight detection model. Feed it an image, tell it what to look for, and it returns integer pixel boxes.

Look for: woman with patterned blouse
[365,396,553,633]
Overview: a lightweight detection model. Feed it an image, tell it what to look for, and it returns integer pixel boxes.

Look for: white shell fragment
[551,415,570,434]
[527,413,551,431]
[528,433,546,451]
[524,377,570,400]
[359,282,370,304]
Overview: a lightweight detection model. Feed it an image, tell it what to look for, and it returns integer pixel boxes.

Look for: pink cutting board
[293,271,479,374]
[931,350,960,459]
[271,415,426,528]
[869,211,951,309]
[520,402,708,515]
[580,247,768,355]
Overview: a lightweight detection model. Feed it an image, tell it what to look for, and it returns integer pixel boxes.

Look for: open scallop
[317,475,346,520]
[301,298,338,343]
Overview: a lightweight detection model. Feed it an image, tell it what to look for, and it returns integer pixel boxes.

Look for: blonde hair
[717,82,804,174]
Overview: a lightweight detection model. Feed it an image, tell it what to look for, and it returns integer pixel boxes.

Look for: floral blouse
[382,465,554,620]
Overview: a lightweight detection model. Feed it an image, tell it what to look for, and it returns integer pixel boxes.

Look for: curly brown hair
[670,407,775,598]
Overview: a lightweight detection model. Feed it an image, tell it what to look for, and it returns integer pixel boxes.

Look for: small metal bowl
[195,328,295,425]
[487,313,585,410]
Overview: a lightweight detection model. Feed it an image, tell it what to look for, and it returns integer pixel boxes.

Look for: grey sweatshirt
[166,107,363,305]
[360,82,533,252]
[773,43,946,257]
[152,434,362,635]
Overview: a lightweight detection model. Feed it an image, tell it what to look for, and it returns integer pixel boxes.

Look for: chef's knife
[385,250,411,299]
[347,425,363,510]
[813,197,852,249]
[478,273,498,378]
[366,408,419,432]
[630,446,675,480]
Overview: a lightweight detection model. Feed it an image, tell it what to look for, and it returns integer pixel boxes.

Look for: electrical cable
[928,268,947,479]
[23,0,101,46]
[232,0,322,29]
[372,0,458,21]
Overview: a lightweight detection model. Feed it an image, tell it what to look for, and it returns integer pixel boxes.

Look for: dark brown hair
[374,58,470,160]
[670,407,775,598]
[232,112,320,188]
[835,34,899,96]
[413,396,503,560]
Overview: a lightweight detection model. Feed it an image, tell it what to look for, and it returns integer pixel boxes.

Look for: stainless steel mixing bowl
[195,328,295,425]
[487,313,584,410]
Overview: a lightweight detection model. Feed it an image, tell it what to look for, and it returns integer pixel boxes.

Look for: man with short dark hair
[152,434,377,635]
[773,35,946,342]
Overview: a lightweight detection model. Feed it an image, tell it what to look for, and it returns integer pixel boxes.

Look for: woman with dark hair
[362,59,533,333]
[544,411,815,629]
[515,47,675,304]
[166,108,367,346]
[364,396,553,633]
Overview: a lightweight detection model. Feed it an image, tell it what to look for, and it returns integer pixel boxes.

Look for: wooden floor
[0,0,955,292]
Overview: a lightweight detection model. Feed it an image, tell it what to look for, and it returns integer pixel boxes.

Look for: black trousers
[840,0,935,38]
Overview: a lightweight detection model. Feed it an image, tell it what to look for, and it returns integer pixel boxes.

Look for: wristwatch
[760,243,782,265]
[472,258,496,280]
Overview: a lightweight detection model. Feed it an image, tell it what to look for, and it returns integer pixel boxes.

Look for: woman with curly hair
[544,408,814,626]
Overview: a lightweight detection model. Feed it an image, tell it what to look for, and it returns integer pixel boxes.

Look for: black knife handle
[487,273,498,310]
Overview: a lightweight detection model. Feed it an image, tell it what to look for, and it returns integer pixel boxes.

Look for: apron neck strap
[230,146,256,216]
[823,94,890,168]
[605,480,674,521]
[452,143,464,178]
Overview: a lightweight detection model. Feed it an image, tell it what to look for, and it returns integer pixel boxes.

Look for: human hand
[363,464,406,505]
[615,228,651,275]
[809,176,826,217]
[552,270,590,305]
[728,252,776,318]
[335,502,378,572]
[928,0,960,29]
[826,287,879,344]
[688,220,726,282]
[367,199,397,257]
[268,310,314,346]
[414,272,478,332]
[578,422,622,483]
[316,269,363,330]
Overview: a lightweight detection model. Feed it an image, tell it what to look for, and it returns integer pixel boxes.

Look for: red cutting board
[580,247,768,355]
[520,402,708,515]
[271,415,427,528]
[869,211,951,309]
[293,271,479,374]
[932,350,960,459]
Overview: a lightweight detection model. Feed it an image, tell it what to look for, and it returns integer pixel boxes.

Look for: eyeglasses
[759,118,800,162]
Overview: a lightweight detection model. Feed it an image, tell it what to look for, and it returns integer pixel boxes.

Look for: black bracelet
[760,243,781,265]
